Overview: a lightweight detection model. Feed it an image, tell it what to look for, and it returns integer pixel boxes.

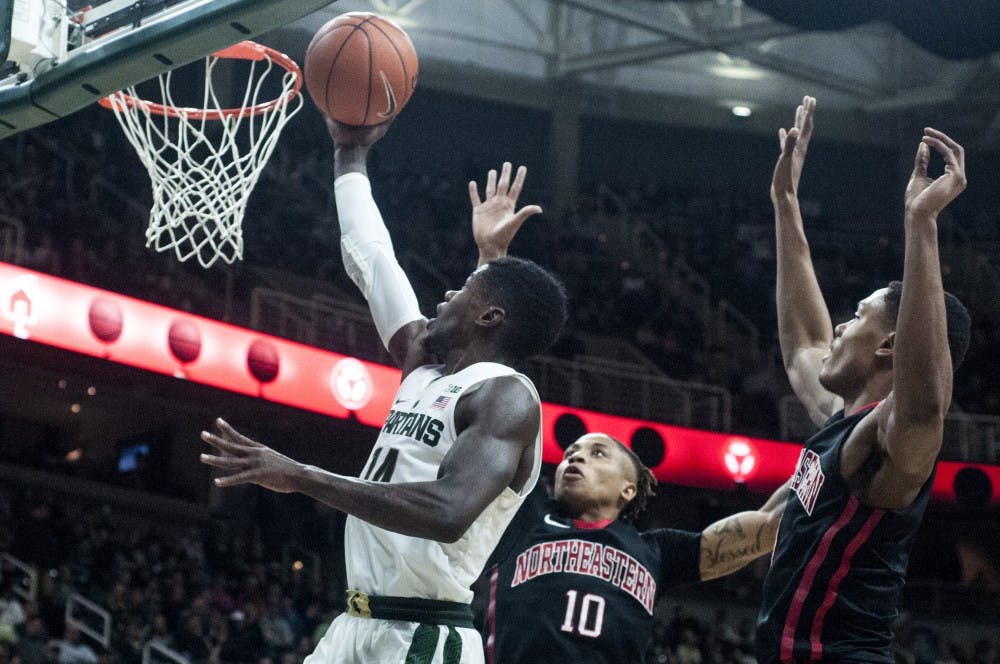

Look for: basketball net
[101,42,303,268]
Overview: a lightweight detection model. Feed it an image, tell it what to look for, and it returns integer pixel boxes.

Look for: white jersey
[344,361,542,603]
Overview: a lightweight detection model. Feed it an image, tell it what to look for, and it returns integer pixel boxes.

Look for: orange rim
[98,41,302,120]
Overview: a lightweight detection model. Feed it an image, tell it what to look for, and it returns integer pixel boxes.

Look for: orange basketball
[304,12,418,126]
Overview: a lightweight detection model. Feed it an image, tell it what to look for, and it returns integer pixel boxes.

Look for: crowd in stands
[3,100,1000,438]
[0,487,342,664]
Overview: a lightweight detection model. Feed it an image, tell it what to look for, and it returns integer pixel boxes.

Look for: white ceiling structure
[284,0,1000,148]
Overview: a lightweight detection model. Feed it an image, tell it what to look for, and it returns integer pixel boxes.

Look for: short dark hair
[883,280,971,370]
[607,436,657,524]
[474,257,568,361]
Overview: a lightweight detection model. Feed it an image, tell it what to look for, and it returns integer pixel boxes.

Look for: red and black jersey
[756,404,933,663]
[476,486,701,664]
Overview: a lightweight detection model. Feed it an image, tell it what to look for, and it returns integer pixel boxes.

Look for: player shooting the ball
[200,114,567,664]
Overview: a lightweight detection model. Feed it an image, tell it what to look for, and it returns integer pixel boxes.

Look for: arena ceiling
[286,0,1000,148]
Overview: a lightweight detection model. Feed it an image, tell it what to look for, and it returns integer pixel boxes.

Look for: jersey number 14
[362,447,398,483]
[560,590,606,638]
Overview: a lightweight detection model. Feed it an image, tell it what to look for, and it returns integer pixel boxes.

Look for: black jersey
[477,486,701,664]
[756,405,933,663]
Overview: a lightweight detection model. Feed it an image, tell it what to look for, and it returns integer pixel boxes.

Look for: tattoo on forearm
[710,516,746,537]
[704,517,771,571]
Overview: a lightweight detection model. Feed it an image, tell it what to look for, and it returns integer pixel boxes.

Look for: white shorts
[305,613,484,664]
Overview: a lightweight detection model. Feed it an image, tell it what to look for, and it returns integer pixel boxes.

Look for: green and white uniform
[307,362,542,664]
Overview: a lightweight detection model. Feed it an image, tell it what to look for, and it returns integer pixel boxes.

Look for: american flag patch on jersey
[431,395,452,409]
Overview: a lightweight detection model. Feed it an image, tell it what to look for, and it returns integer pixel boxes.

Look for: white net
[103,42,303,268]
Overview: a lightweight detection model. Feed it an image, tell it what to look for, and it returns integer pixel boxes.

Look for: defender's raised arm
[771,96,842,425]
[871,129,968,506]
[470,162,542,266]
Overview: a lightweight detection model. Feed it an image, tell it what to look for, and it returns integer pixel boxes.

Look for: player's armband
[335,173,422,348]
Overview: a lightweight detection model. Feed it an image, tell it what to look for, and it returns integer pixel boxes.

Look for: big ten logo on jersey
[790,449,825,515]
[380,409,445,447]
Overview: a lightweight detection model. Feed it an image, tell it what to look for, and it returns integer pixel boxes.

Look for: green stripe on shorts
[404,624,439,664]
[443,626,462,664]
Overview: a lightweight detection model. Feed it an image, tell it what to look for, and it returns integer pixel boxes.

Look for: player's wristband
[335,173,423,348]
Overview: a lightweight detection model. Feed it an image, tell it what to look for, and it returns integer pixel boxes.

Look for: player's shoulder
[398,362,447,389]
[640,527,703,585]
[639,526,701,547]
[454,368,539,412]
[450,361,531,385]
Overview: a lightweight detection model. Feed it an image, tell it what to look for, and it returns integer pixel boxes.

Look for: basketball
[304,12,418,126]
[167,319,202,364]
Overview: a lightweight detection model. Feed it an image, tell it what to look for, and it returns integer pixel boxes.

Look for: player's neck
[565,504,622,523]
[441,343,513,374]
[840,373,891,416]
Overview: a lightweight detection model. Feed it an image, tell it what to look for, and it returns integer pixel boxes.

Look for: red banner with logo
[1,262,997,504]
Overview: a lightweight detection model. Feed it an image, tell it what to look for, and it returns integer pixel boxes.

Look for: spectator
[16,616,50,664]
[0,578,25,632]
[54,625,97,664]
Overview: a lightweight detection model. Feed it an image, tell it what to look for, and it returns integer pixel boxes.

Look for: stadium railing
[66,593,111,649]
[142,641,190,664]
[0,552,37,602]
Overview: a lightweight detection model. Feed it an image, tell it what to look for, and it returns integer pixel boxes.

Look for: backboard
[0,0,337,141]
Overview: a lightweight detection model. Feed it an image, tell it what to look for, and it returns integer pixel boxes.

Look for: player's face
[819,288,894,396]
[423,270,488,355]
[554,434,637,518]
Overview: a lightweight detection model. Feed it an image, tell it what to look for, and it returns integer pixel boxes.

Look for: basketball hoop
[99,41,303,268]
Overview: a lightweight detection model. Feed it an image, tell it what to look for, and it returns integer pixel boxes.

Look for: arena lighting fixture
[724,439,758,482]
[710,65,767,80]
[711,54,767,81]
[731,105,752,117]
[1,261,998,504]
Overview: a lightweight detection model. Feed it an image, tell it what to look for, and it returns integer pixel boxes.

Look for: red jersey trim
[809,508,885,658]
[850,401,881,416]
[780,495,860,662]
[487,565,498,664]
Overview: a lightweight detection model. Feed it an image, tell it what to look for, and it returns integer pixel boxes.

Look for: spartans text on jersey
[380,409,445,446]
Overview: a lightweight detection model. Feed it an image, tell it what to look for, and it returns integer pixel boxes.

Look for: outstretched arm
[328,119,429,373]
[469,162,543,266]
[867,129,966,507]
[200,376,539,543]
[698,479,790,581]
[771,97,842,425]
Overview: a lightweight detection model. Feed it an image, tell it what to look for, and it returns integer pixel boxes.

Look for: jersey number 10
[560,590,606,638]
